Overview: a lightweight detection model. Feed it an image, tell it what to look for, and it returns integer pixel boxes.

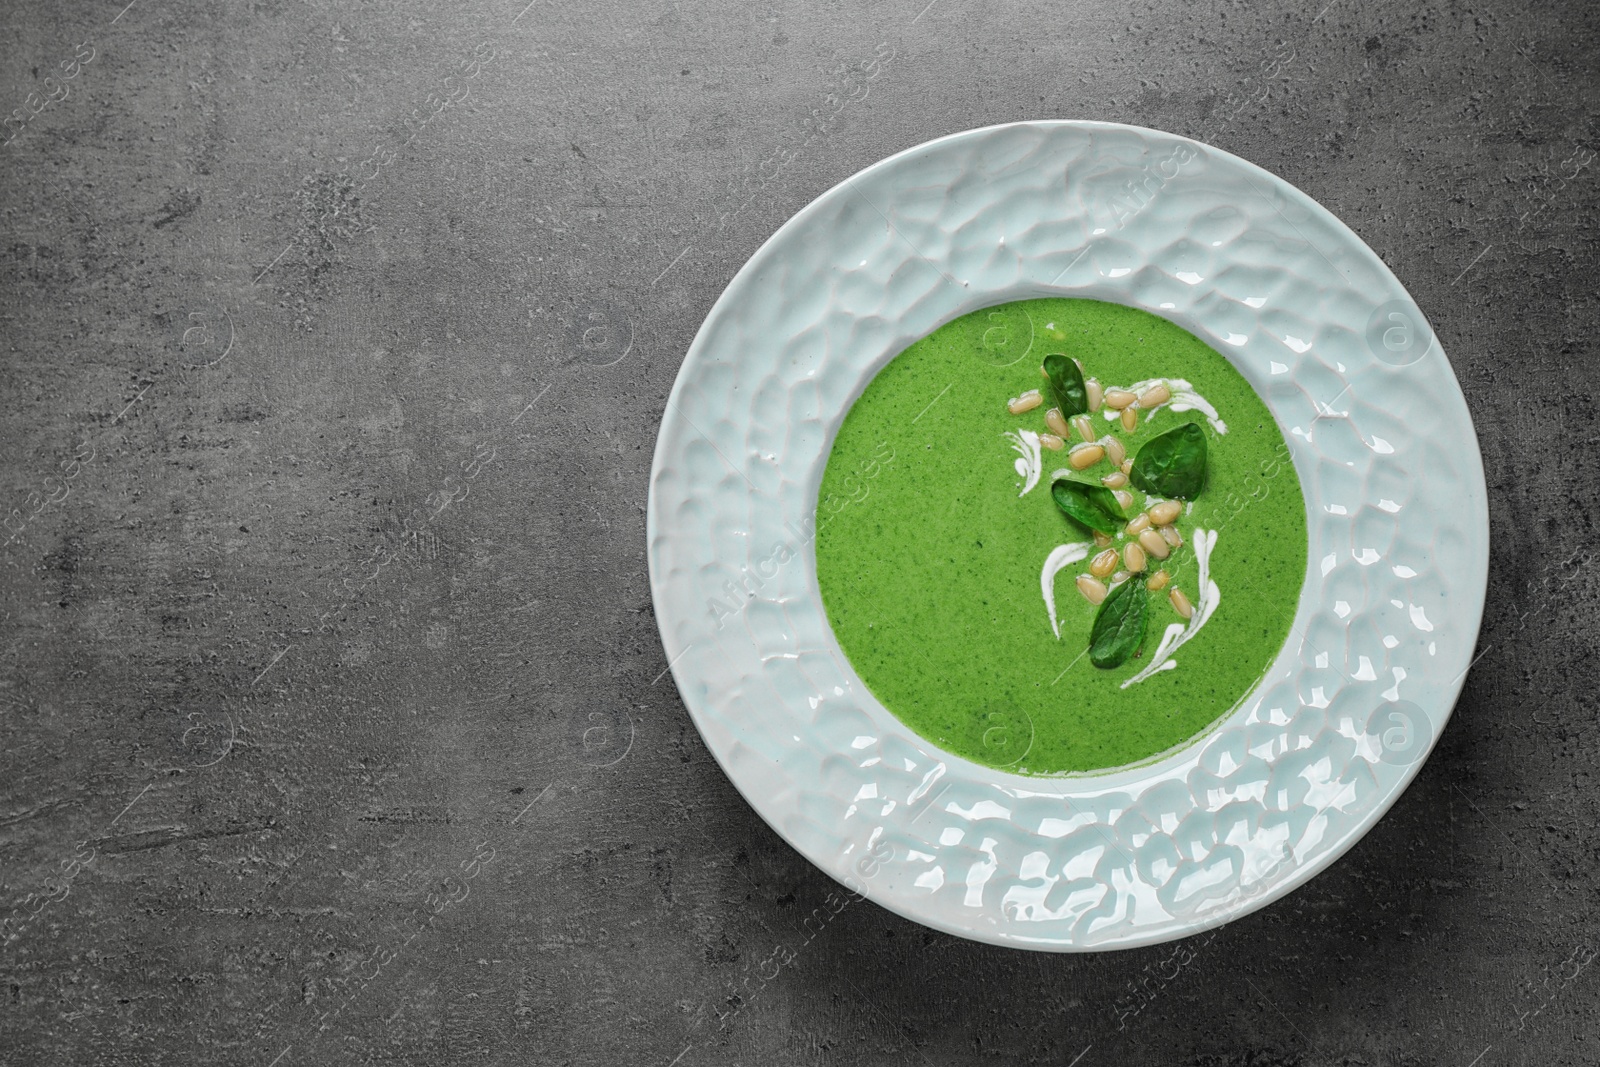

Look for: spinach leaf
[1081,482,1128,523]
[1129,422,1208,499]
[1051,477,1125,536]
[1042,353,1088,418]
[1089,575,1148,669]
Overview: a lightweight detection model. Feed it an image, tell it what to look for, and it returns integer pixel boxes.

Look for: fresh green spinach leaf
[1130,422,1208,499]
[1042,353,1088,418]
[1051,477,1125,536]
[1089,575,1148,669]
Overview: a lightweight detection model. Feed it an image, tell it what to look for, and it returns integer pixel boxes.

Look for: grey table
[2,0,1596,1063]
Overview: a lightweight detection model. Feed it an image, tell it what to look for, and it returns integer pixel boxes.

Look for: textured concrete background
[1,0,1596,1063]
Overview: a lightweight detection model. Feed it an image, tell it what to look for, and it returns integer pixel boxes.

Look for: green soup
[815,298,1308,775]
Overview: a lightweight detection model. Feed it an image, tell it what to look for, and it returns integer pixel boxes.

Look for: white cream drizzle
[1099,378,1228,435]
[1005,429,1042,496]
[1121,526,1221,688]
[1040,542,1092,639]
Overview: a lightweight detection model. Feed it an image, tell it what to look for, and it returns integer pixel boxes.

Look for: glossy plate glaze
[646,121,1488,950]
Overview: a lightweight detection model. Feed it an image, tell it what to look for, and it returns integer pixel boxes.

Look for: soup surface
[815,298,1308,775]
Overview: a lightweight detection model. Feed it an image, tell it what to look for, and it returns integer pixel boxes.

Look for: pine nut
[1070,414,1095,442]
[1123,542,1147,573]
[1146,570,1170,591]
[1105,437,1127,466]
[1086,378,1104,413]
[1077,574,1107,605]
[1147,500,1182,526]
[1120,406,1138,432]
[1045,407,1071,438]
[1170,587,1194,619]
[1101,471,1128,488]
[1124,513,1148,535]
[1093,531,1113,548]
[1160,524,1183,548]
[1138,527,1171,559]
[1137,383,1172,409]
[1105,389,1137,410]
[1120,459,1133,475]
[1008,390,1043,414]
[1111,570,1130,585]
[1039,433,1065,451]
[1090,548,1118,578]
[1068,443,1104,470]
[1113,489,1135,511]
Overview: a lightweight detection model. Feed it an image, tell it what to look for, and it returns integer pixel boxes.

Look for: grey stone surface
[0,0,1595,1063]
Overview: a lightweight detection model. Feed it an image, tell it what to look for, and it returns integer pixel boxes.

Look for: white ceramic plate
[647,121,1488,951]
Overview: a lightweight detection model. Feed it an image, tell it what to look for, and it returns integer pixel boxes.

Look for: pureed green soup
[815,298,1308,775]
